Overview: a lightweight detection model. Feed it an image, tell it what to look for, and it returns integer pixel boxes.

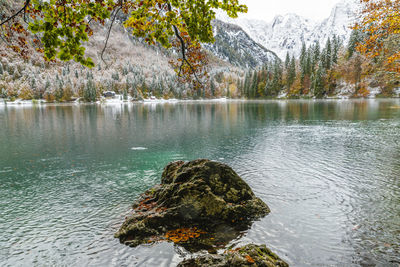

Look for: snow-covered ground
[394,87,400,97]
[367,87,382,98]
[277,91,288,99]
[0,99,46,105]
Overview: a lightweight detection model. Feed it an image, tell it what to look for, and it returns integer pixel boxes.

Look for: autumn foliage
[165,227,207,243]
[169,31,210,90]
[356,0,400,73]
[0,0,247,67]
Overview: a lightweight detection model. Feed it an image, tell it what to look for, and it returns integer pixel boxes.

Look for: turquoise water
[0,100,399,266]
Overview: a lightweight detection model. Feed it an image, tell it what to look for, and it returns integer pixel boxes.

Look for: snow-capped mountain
[204,20,278,68]
[313,0,359,49]
[217,0,360,59]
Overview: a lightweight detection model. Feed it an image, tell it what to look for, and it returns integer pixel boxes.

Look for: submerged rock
[178,244,289,267]
[115,159,270,251]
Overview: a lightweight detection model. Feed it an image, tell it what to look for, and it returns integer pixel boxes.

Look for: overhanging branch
[0,0,31,26]
[167,3,202,85]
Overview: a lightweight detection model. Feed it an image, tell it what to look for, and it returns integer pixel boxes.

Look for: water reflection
[0,99,399,266]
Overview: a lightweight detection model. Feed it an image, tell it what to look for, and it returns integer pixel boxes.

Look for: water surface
[0,100,399,266]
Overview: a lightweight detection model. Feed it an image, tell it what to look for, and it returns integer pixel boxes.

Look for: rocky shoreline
[115,159,288,266]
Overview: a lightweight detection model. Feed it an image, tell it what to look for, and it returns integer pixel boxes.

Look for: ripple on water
[1,100,399,266]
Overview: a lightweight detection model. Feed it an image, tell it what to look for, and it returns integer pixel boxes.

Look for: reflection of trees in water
[1,101,397,159]
[1,100,400,265]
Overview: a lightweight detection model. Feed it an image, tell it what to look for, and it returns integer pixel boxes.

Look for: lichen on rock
[114,159,270,251]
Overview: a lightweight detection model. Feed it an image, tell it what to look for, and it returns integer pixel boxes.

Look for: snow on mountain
[204,20,278,68]
[313,0,360,48]
[216,0,360,59]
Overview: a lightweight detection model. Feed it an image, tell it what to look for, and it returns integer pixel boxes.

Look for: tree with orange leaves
[355,0,400,73]
[169,31,210,92]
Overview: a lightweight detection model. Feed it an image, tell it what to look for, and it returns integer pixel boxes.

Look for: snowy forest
[0,0,399,102]
[240,30,400,99]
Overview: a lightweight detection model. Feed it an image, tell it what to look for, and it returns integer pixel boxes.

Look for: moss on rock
[115,159,270,251]
[178,244,289,267]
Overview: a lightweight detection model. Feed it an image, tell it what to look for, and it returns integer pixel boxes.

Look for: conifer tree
[210,79,216,97]
[243,71,251,98]
[347,29,361,59]
[45,79,51,92]
[332,35,339,64]
[287,56,296,90]
[251,70,258,98]
[306,49,312,75]
[325,38,332,70]
[285,52,290,71]
[271,60,282,96]
[31,77,37,91]
[321,48,327,71]
[313,42,320,67]
[0,62,3,75]
[300,42,307,68]
[84,78,97,102]
[236,79,241,96]
[313,63,326,98]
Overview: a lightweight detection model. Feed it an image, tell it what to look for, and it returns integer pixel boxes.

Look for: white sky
[239,0,343,22]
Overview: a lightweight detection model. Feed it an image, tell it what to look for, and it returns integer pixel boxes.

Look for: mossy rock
[178,244,289,267]
[115,159,270,251]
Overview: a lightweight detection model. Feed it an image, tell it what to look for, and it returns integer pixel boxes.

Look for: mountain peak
[216,0,360,59]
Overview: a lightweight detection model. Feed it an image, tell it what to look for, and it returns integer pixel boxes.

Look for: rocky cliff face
[217,0,360,59]
[204,20,278,68]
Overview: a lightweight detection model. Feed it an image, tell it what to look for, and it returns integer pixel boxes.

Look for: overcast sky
[239,0,343,22]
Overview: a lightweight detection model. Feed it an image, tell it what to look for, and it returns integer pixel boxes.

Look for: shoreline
[1,97,400,106]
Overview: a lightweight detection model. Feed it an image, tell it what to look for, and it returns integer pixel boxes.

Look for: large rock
[178,244,289,267]
[115,159,270,251]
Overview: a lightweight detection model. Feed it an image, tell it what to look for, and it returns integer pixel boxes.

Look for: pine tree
[45,79,51,92]
[210,79,216,97]
[251,70,258,98]
[0,62,3,75]
[112,72,119,81]
[300,42,307,67]
[300,43,309,86]
[31,77,37,90]
[243,71,250,98]
[347,29,361,59]
[306,49,312,75]
[325,38,332,70]
[321,48,327,71]
[84,78,97,102]
[287,56,296,89]
[332,35,339,64]
[285,52,290,71]
[271,60,282,96]
[313,63,326,98]
[236,79,241,96]
[55,79,64,101]
[313,42,320,66]
[264,75,272,96]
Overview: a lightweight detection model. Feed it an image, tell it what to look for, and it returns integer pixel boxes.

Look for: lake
[0,100,399,266]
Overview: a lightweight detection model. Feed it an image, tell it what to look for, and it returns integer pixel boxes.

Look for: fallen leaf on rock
[165,228,207,243]
[245,255,255,263]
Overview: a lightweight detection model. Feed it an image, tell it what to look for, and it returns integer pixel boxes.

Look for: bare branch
[167,3,202,85]
[0,0,31,26]
[101,5,122,67]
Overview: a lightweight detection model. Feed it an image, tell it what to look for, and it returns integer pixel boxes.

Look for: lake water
[0,100,399,267]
